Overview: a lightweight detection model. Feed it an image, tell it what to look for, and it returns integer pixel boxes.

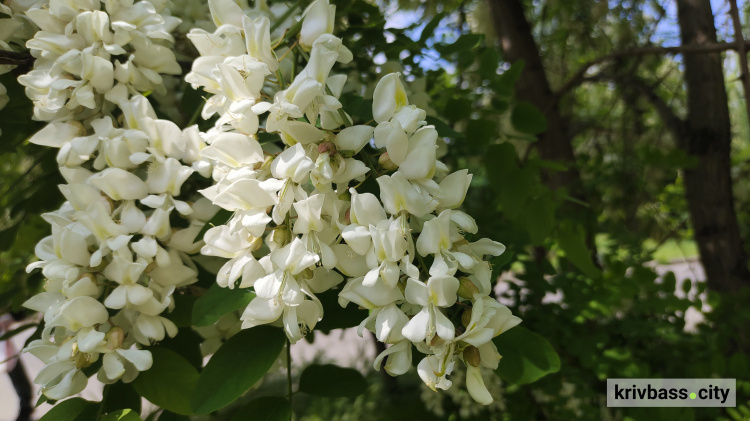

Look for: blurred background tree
[1,0,749,420]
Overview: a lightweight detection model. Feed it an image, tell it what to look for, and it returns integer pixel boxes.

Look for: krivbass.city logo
[607,379,736,407]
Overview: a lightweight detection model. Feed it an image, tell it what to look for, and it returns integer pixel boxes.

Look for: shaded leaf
[101,409,142,421]
[192,283,255,327]
[230,396,291,421]
[511,101,547,135]
[191,326,286,414]
[493,326,560,385]
[298,364,368,398]
[132,348,199,415]
[39,398,97,421]
[101,381,141,415]
[557,222,600,279]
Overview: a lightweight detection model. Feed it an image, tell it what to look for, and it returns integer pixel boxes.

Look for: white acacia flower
[402,276,459,342]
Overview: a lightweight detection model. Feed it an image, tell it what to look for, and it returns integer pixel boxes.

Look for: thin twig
[554,39,750,101]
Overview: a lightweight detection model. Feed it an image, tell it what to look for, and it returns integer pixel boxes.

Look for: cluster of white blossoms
[18,0,182,122]
[0,0,38,126]
[21,94,216,399]
[16,0,224,400]
[187,0,521,405]
[16,0,523,407]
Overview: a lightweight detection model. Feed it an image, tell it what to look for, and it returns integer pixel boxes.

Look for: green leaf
[39,398,97,421]
[157,411,190,421]
[193,209,233,243]
[465,119,497,148]
[438,34,484,55]
[230,396,292,421]
[192,283,255,327]
[425,116,463,139]
[0,323,37,341]
[164,294,196,328]
[494,60,525,97]
[419,12,445,43]
[557,222,600,279]
[443,98,473,123]
[523,194,555,246]
[101,381,141,415]
[153,328,204,370]
[298,364,368,398]
[132,348,199,415]
[191,326,286,414]
[493,326,561,385]
[101,409,142,421]
[511,101,547,135]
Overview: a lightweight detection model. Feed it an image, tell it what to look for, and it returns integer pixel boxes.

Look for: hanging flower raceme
[18,0,182,122]
[19,0,523,407]
[183,0,522,406]
[22,89,216,399]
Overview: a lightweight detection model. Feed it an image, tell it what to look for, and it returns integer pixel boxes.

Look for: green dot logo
[690,392,696,400]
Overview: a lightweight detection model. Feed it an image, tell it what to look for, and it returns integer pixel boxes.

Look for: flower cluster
[22,94,214,399]
[187,0,521,405]
[18,0,522,406]
[0,0,37,128]
[18,0,181,122]
[16,0,223,399]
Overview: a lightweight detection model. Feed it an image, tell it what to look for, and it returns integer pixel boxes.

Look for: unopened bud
[457,277,479,299]
[463,345,481,367]
[378,152,398,171]
[338,190,351,202]
[79,273,97,284]
[269,226,291,246]
[249,235,263,251]
[461,307,473,327]
[317,141,337,156]
[261,155,274,171]
[106,327,125,350]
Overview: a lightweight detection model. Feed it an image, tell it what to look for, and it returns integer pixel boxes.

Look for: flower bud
[457,277,479,299]
[378,152,398,171]
[249,235,264,251]
[464,345,481,367]
[317,141,337,156]
[106,327,125,351]
[269,225,291,246]
[461,307,473,327]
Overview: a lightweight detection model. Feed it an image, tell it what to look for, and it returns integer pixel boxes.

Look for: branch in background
[613,73,687,140]
[555,39,750,101]
[728,0,750,125]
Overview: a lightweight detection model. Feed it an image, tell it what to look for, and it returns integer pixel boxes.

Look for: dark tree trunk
[486,0,582,196]
[676,0,750,292]
[8,359,33,421]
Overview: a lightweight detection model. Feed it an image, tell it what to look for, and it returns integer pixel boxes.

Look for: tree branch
[616,74,687,140]
[0,50,34,71]
[728,0,750,125]
[555,39,750,101]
